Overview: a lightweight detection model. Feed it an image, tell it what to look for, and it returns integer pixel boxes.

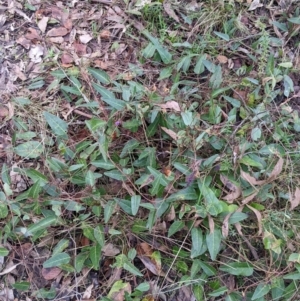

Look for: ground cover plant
[1,0,300,300]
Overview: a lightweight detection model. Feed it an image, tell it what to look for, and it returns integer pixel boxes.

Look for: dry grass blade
[241,191,258,205]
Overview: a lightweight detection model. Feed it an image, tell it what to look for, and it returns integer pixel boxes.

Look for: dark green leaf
[88,67,110,84]
[43,253,70,268]
[206,229,222,260]
[168,220,185,237]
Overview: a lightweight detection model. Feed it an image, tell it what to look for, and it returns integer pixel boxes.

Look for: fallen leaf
[290,187,300,211]
[217,55,228,64]
[16,36,31,49]
[0,105,9,119]
[42,267,61,280]
[38,16,49,33]
[100,30,111,40]
[163,1,180,23]
[246,204,262,235]
[79,34,93,44]
[156,101,181,112]
[102,243,120,256]
[161,127,178,140]
[241,191,258,205]
[48,37,64,43]
[73,42,87,56]
[268,157,284,181]
[248,0,263,10]
[25,27,41,40]
[46,27,68,37]
[220,175,242,202]
[61,52,74,65]
[108,281,131,301]
[82,284,93,299]
[28,45,44,63]
[222,213,231,238]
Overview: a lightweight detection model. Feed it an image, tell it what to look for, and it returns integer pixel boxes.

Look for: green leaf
[191,228,203,258]
[85,170,95,187]
[206,229,222,260]
[123,262,143,276]
[94,225,105,247]
[166,187,198,202]
[251,283,271,300]
[251,127,261,141]
[12,282,30,291]
[90,243,102,270]
[60,85,81,95]
[92,159,115,170]
[239,155,264,169]
[88,67,110,84]
[27,181,42,199]
[288,17,300,24]
[24,169,48,185]
[142,42,156,59]
[14,141,43,158]
[219,262,253,276]
[194,55,206,74]
[27,216,57,235]
[85,118,106,132]
[136,282,150,292]
[198,180,223,216]
[0,247,9,256]
[199,260,217,276]
[214,31,230,41]
[52,239,70,256]
[181,111,193,126]
[288,253,300,263]
[75,252,89,273]
[223,96,241,108]
[92,83,126,110]
[208,286,228,297]
[104,170,126,181]
[168,220,185,237]
[44,112,68,138]
[142,30,172,64]
[120,139,140,158]
[28,80,45,90]
[43,252,70,268]
[0,203,8,219]
[131,195,141,216]
[104,200,117,223]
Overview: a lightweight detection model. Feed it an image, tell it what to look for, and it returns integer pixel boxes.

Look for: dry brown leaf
[248,0,263,10]
[0,105,9,119]
[138,255,160,275]
[246,204,262,235]
[156,101,181,112]
[161,127,178,140]
[241,170,263,186]
[137,242,152,257]
[268,157,284,181]
[61,52,74,65]
[290,187,300,211]
[38,16,49,33]
[73,42,87,56]
[217,55,228,64]
[222,213,232,238]
[241,191,258,205]
[25,27,41,40]
[221,175,242,203]
[28,45,44,63]
[208,214,215,234]
[42,267,61,280]
[100,30,111,40]
[48,37,64,44]
[166,205,176,222]
[46,27,68,37]
[82,284,93,299]
[163,1,180,23]
[79,34,93,44]
[102,243,120,256]
[16,36,31,49]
